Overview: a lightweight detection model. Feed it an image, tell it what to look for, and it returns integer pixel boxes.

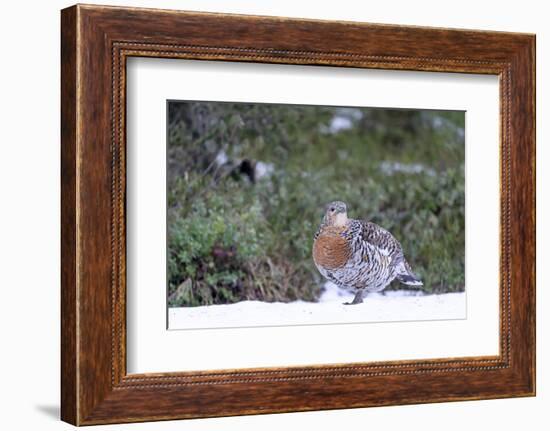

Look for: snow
[320,108,364,134]
[379,160,436,177]
[214,150,228,166]
[326,116,353,133]
[254,161,274,180]
[168,282,466,330]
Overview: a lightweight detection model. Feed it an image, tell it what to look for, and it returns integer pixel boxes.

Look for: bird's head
[323,201,348,227]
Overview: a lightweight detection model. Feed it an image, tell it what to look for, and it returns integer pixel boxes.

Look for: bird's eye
[330,207,335,212]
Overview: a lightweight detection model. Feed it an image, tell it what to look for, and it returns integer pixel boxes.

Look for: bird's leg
[344,290,364,305]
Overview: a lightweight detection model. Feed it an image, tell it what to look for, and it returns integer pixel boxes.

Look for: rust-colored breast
[313,228,351,270]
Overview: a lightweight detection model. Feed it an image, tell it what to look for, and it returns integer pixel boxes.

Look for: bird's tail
[396,260,423,287]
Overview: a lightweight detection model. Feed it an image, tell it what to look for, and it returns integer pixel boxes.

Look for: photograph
[166,100,466,329]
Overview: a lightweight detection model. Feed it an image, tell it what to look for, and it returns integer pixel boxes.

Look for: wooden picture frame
[61,4,535,425]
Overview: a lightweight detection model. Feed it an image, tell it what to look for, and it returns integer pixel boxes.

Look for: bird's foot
[343,291,364,305]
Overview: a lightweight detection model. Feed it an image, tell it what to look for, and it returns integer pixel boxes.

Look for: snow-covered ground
[168,283,466,330]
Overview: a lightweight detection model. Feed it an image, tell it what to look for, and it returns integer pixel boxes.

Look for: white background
[0,0,547,430]
[127,59,498,373]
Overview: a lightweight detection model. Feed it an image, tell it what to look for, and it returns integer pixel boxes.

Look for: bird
[312,201,422,305]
